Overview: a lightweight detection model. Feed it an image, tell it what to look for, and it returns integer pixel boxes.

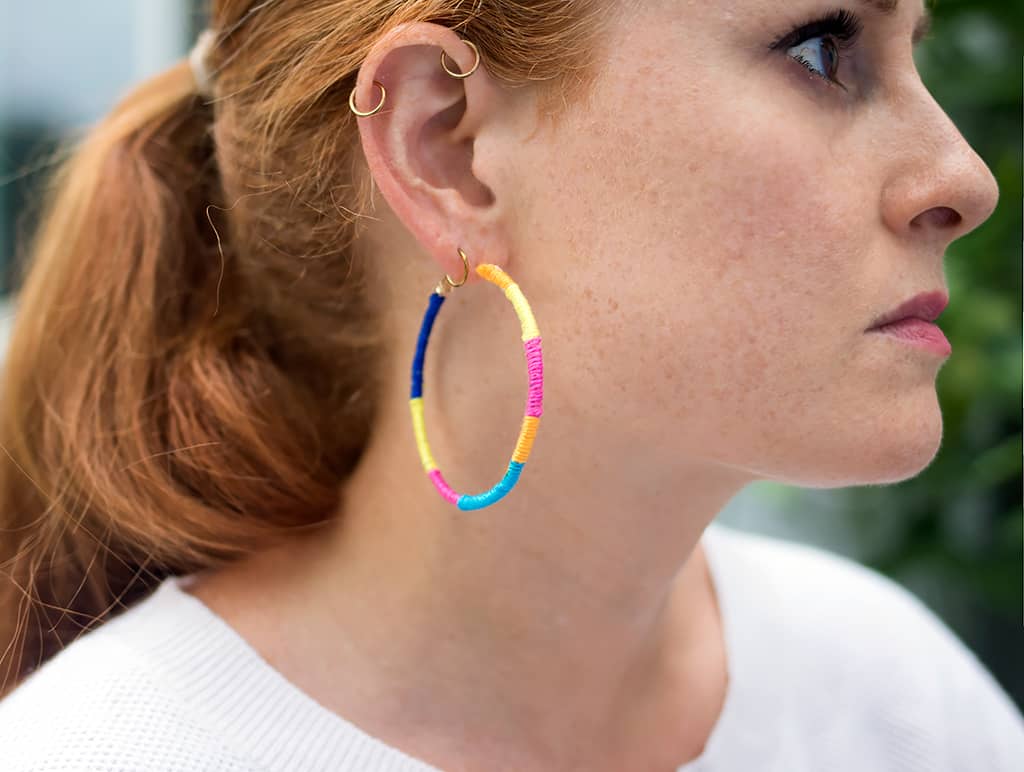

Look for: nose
[879,79,1000,247]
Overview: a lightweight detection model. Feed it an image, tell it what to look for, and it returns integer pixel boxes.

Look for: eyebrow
[859,0,934,44]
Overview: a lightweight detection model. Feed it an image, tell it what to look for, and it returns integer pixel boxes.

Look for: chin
[846,391,947,485]
[765,418,945,488]
[846,423,945,486]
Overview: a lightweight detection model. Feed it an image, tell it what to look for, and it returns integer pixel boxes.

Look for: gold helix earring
[349,39,480,117]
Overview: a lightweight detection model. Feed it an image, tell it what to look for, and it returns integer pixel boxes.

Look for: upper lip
[868,290,949,330]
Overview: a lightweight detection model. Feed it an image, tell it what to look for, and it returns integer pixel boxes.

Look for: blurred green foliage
[841,0,1023,708]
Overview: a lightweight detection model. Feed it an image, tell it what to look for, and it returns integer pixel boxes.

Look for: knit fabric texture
[2,521,1022,771]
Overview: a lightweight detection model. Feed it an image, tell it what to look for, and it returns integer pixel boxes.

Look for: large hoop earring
[440,39,480,78]
[409,250,544,511]
[349,80,386,116]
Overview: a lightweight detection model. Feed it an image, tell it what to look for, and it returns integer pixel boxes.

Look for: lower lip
[868,318,952,356]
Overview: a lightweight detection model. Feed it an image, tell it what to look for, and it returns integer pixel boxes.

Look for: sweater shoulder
[713,524,942,630]
[715,524,986,675]
[709,523,1024,769]
[0,607,262,771]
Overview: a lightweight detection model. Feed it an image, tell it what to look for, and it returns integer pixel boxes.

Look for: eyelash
[769,8,864,92]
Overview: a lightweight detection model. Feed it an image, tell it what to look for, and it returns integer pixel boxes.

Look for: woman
[0,0,1020,769]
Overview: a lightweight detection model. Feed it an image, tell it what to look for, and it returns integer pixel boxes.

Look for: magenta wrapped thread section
[524,336,543,418]
[428,468,460,505]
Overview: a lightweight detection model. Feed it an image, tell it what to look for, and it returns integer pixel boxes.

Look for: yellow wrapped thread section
[476,264,540,342]
[504,283,540,341]
[511,415,540,463]
[409,397,437,472]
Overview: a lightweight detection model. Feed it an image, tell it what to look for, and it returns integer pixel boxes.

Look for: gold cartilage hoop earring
[440,40,480,78]
[349,80,386,117]
[350,39,479,118]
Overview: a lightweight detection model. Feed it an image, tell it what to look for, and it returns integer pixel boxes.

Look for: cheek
[562,96,866,390]
[519,59,941,483]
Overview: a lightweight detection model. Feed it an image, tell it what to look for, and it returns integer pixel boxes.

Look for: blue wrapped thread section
[411,291,445,399]
[457,460,525,510]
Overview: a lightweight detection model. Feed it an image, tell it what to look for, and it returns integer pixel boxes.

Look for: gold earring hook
[436,247,470,294]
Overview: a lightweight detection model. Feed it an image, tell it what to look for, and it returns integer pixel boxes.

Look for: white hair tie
[188,29,218,98]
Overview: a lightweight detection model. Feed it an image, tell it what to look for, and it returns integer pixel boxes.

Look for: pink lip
[868,290,949,329]
[867,318,952,356]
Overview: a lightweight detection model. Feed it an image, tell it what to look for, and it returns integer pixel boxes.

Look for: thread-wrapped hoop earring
[409,248,544,511]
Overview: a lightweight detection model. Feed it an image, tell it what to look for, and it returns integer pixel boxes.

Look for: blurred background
[1,0,1021,710]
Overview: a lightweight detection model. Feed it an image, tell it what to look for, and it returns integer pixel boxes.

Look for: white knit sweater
[1,521,1022,771]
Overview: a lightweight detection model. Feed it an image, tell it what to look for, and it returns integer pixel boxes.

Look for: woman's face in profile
[512,0,999,487]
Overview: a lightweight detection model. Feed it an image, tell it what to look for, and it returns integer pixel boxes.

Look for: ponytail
[0,58,371,697]
[0,0,618,698]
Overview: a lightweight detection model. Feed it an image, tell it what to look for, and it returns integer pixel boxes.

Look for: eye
[789,36,844,87]
[769,9,864,92]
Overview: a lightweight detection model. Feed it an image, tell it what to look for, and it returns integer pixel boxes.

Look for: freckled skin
[504,0,999,487]
[191,2,1001,769]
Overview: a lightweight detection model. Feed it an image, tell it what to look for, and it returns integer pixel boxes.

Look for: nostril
[911,206,962,230]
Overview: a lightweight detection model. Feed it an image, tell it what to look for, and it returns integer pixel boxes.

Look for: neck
[189,307,753,768]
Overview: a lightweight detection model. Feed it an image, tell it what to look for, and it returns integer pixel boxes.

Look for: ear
[351,22,513,286]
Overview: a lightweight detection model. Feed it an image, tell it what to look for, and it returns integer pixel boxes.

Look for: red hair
[0,0,617,697]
